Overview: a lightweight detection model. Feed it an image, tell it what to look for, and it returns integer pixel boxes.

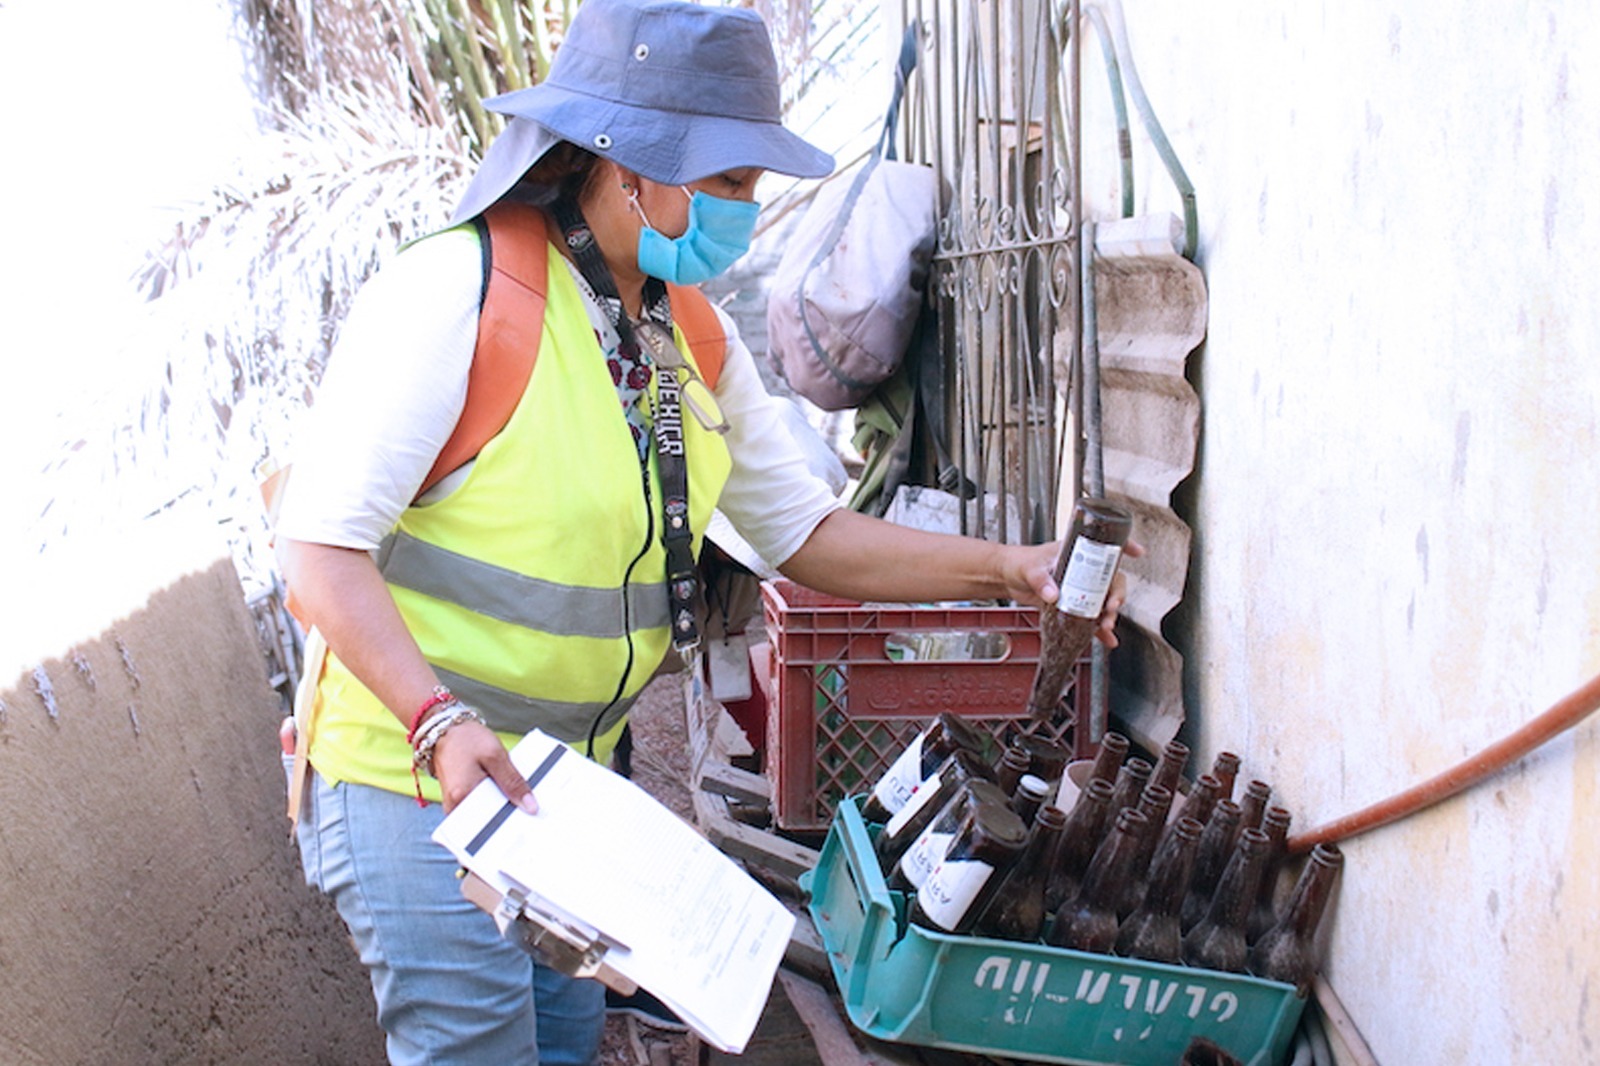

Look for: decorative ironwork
[900,0,1081,545]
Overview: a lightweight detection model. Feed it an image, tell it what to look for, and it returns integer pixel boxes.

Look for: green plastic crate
[801,797,1307,1066]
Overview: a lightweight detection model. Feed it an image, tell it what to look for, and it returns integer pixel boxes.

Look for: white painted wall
[1080,2,1600,1060]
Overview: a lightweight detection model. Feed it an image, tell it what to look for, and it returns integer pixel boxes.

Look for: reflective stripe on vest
[317,217,733,752]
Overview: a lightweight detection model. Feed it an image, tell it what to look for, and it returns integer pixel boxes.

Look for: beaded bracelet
[407,685,457,745]
[412,704,487,779]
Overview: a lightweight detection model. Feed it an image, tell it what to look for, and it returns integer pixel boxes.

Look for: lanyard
[549,199,701,653]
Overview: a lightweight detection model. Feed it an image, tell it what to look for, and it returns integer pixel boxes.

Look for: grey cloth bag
[767,26,937,411]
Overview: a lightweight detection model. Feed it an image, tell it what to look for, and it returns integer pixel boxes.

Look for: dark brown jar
[1025,497,1133,720]
[1114,816,1203,964]
[890,778,1012,893]
[861,713,990,823]
[1045,777,1115,911]
[1045,807,1150,954]
[908,799,1029,935]
[1249,843,1344,996]
[875,749,994,874]
[1180,799,1242,933]
[973,803,1067,942]
[1019,734,1071,787]
[1182,827,1271,974]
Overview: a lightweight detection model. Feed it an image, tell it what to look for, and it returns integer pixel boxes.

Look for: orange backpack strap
[419,202,551,497]
[667,283,726,388]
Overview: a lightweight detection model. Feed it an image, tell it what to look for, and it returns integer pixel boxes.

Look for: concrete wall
[1081,2,1600,1061]
[0,548,384,1065]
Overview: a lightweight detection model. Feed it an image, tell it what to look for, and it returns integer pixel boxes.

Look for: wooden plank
[777,971,926,1066]
[699,761,773,807]
[693,789,818,880]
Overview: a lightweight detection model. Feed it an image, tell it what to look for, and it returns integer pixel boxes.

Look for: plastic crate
[761,579,1088,832]
[801,797,1307,1066]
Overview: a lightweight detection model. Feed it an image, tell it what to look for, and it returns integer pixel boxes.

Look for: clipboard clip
[457,870,639,993]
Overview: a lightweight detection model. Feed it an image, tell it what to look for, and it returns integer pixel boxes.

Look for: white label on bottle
[868,734,926,816]
[900,828,955,888]
[1057,539,1123,619]
[884,770,943,837]
[917,858,994,931]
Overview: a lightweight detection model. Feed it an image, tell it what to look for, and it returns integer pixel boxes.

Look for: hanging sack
[767,25,938,411]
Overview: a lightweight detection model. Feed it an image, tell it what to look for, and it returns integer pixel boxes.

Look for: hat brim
[488,84,835,185]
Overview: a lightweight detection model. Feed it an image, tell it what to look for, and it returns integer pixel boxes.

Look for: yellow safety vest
[306,206,732,801]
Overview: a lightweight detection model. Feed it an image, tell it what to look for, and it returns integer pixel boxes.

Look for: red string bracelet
[407,685,456,746]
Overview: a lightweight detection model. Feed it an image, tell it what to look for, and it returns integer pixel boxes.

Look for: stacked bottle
[853,718,1344,993]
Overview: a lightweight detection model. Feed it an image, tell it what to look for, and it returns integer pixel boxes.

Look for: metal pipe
[1288,669,1600,854]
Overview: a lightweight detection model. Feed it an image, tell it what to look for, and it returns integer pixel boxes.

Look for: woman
[278,0,1131,1062]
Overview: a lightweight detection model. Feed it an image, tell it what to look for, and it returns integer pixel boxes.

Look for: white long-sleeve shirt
[276,225,840,566]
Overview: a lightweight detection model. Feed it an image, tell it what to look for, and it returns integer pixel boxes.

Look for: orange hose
[1287,670,1600,854]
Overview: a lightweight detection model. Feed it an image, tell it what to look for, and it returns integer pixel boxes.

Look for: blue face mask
[635,187,760,285]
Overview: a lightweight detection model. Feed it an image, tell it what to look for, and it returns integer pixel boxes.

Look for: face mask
[634,186,760,285]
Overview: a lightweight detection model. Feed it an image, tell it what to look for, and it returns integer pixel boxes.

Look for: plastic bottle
[1182,826,1271,973]
[1045,807,1149,954]
[1025,497,1133,719]
[1114,816,1202,963]
[1249,842,1344,995]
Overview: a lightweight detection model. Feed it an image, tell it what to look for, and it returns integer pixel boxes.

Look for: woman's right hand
[431,718,540,815]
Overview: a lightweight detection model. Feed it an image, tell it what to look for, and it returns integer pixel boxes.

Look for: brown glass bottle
[890,779,1012,892]
[1246,806,1293,945]
[1010,775,1051,827]
[1209,751,1241,803]
[908,798,1029,935]
[1108,757,1154,820]
[994,744,1032,798]
[1025,497,1134,719]
[1045,807,1149,954]
[1044,777,1115,911]
[875,749,994,873]
[973,803,1067,942]
[1086,731,1130,789]
[1182,826,1271,973]
[1174,772,1223,830]
[1236,779,1272,839]
[1117,783,1175,919]
[861,713,990,823]
[1180,799,1242,933]
[1019,734,1071,787]
[1249,843,1344,995]
[1114,816,1202,964]
[1150,739,1190,797]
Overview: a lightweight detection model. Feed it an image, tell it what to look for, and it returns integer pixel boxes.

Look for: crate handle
[883,629,1014,663]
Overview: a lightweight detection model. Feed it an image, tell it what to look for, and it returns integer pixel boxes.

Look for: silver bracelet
[411,703,486,778]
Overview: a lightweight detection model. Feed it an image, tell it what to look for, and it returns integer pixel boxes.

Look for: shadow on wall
[0,558,383,1066]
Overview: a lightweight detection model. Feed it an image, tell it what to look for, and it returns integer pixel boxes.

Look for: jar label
[884,770,943,836]
[900,828,955,888]
[917,858,994,930]
[1057,539,1123,619]
[868,734,926,815]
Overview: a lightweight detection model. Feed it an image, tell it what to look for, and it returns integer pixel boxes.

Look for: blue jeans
[296,771,606,1065]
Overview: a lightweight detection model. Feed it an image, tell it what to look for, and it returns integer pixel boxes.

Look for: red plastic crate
[761,579,1090,831]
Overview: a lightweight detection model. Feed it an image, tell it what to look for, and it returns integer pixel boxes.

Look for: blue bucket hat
[452,0,835,223]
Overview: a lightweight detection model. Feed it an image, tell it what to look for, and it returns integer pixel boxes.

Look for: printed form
[432,729,794,1052]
